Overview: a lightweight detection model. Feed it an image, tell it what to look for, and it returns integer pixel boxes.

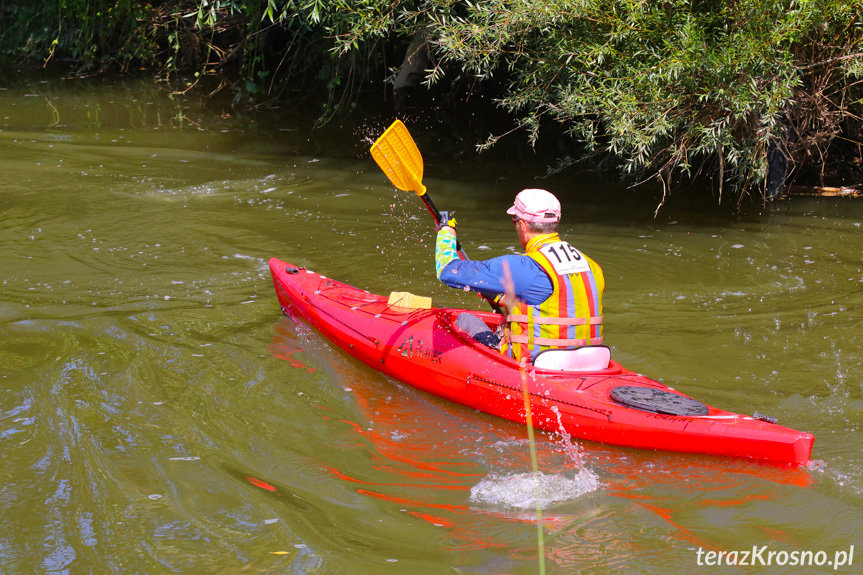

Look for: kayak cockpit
[437,309,623,375]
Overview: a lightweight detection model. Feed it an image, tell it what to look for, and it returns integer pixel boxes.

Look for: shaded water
[1,74,862,574]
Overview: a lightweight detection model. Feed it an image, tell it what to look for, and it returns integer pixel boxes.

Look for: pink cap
[506,189,561,223]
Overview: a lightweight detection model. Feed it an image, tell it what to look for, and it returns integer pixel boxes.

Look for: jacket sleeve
[437,251,553,306]
[434,228,460,279]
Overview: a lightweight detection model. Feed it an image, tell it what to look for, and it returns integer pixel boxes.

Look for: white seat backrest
[533,346,611,372]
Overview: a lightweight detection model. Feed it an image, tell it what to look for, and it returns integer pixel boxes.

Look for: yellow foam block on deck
[387,291,432,309]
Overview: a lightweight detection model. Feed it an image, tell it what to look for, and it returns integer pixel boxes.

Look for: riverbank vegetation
[2,1,861,203]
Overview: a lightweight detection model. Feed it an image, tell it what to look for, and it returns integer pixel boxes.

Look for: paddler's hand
[436,211,457,233]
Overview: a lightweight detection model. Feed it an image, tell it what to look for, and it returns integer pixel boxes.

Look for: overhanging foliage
[309,0,863,200]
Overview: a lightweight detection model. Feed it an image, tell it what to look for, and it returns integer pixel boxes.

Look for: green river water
[1,74,862,574]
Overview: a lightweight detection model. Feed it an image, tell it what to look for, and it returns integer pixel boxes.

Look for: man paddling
[434,188,604,363]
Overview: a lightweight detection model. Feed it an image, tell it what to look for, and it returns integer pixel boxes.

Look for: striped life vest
[501,234,604,363]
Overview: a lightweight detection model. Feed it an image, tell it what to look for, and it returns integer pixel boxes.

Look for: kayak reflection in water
[434,189,605,364]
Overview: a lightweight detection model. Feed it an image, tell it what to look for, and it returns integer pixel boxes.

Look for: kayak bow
[268,258,814,466]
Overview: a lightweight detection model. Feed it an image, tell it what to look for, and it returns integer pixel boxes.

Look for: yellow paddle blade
[370,119,427,196]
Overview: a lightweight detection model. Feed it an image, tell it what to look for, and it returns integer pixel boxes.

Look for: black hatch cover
[610,386,709,416]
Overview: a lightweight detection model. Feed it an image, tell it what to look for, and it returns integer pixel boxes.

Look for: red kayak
[268,258,814,466]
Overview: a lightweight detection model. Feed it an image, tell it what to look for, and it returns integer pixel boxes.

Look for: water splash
[468,405,601,510]
[471,406,603,510]
[469,362,600,514]
[470,469,599,510]
[550,405,587,468]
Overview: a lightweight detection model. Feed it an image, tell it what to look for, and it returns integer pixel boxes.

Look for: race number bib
[538,241,591,275]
